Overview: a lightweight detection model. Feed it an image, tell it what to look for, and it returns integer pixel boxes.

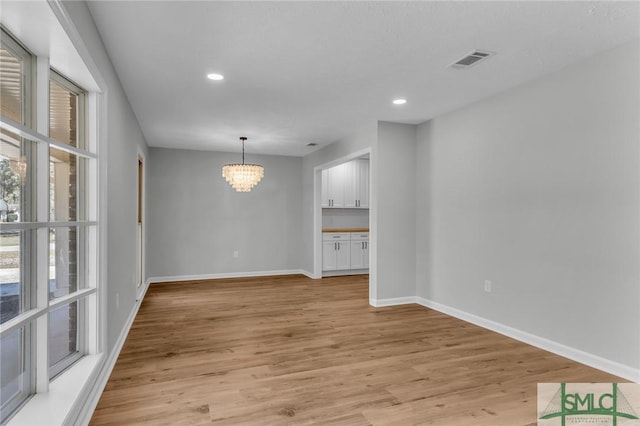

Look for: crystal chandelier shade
[222,137,264,192]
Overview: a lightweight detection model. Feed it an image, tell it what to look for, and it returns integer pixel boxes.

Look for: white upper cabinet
[321,162,347,208]
[355,158,369,208]
[322,158,369,209]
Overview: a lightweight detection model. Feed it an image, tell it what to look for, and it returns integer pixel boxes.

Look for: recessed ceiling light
[392,98,407,105]
[207,73,224,81]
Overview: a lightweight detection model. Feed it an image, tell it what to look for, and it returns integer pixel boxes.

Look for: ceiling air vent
[449,50,493,69]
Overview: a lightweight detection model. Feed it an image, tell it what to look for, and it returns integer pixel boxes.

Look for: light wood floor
[90,275,622,425]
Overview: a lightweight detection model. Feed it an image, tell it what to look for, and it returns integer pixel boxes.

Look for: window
[0,28,98,423]
[0,30,34,422]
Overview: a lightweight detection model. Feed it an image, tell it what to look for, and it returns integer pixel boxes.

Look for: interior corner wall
[375,122,417,300]
[416,39,640,370]
[62,1,150,350]
[147,148,303,279]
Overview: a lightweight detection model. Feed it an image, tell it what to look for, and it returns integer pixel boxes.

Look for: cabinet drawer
[323,232,350,241]
[350,232,369,241]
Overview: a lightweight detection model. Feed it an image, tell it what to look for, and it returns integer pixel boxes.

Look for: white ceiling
[87,1,639,157]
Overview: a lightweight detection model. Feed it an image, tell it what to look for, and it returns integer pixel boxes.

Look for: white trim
[48,287,97,310]
[313,165,323,279]
[135,147,146,296]
[0,307,47,338]
[364,295,639,382]
[66,283,149,426]
[136,274,150,302]
[47,0,106,92]
[0,116,98,159]
[7,354,103,426]
[0,220,97,231]
[148,269,311,284]
[416,297,640,383]
[369,296,417,307]
[322,269,369,278]
[299,270,316,279]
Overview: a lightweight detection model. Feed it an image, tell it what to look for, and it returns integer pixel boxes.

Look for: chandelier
[222,137,264,192]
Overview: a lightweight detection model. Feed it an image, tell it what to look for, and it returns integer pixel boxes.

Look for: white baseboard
[322,269,369,278]
[415,297,640,383]
[300,270,317,279]
[70,281,151,425]
[148,269,311,284]
[365,295,639,382]
[370,296,417,307]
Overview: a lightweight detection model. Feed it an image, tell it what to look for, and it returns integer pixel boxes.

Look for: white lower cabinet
[322,233,351,271]
[323,232,369,273]
[350,233,369,269]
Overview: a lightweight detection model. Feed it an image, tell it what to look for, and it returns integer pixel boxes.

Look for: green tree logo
[540,383,639,425]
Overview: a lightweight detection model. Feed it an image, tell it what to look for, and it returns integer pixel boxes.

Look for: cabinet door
[327,163,346,207]
[343,160,358,208]
[350,240,365,269]
[356,159,369,208]
[322,241,337,270]
[321,169,330,208]
[335,241,351,270]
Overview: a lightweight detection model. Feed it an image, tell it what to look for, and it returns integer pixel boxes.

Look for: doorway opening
[136,154,144,293]
[314,148,373,302]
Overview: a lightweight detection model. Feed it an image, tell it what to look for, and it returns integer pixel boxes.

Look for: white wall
[322,209,369,229]
[375,122,417,301]
[147,148,303,279]
[416,40,640,371]
[62,1,150,350]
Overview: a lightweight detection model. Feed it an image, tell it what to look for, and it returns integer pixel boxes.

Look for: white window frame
[47,69,89,379]
[0,24,100,424]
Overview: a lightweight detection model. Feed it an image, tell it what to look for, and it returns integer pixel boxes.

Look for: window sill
[7,354,103,426]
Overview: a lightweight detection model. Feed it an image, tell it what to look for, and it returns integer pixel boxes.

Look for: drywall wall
[416,40,640,370]
[147,148,303,279]
[375,122,417,300]
[322,209,369,229]
[63,1,149,350]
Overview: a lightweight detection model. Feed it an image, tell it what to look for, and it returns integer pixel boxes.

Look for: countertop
[322,228,369,233]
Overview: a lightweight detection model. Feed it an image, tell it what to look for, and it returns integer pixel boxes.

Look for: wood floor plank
[90,274,624,425]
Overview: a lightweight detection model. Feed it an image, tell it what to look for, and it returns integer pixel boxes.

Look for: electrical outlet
[233,250,239,258]
[484,280,492,293]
